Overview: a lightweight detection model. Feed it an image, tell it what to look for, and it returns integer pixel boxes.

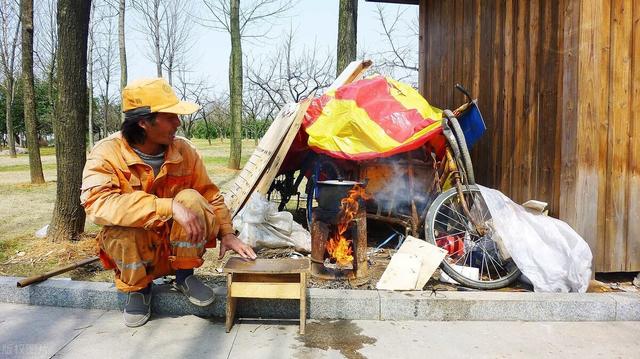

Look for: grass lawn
[0,138,256,279]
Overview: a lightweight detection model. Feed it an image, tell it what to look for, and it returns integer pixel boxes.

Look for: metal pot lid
[317,180,362,186]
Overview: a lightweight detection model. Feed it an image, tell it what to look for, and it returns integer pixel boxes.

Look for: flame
[326,184,368,266]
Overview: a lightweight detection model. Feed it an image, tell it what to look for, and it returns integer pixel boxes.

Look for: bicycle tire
[443,110,475,184]
[425,186,520,289]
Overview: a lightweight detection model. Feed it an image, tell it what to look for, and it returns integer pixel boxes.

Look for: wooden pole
[16,256,99,288]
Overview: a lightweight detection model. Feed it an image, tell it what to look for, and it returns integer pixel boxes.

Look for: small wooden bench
[223,257,310,334]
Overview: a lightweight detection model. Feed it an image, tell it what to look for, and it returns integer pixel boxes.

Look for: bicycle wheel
[425,185,520,289]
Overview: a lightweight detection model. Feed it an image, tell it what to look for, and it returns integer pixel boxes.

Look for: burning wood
[325,184,368,267]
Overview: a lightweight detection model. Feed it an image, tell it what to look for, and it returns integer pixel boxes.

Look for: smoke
[363,159,436,216]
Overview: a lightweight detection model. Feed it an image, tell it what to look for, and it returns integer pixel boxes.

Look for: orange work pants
[97,189,219,292]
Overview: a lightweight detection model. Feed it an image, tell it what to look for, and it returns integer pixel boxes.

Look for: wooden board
[376,236,446,291]
[229,282,301,299]
[223,257,310,274]
[224,101,308,217]
[327,59,372,91]
[252,99,311,196]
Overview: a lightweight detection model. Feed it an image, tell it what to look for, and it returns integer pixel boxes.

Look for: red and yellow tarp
[303,76,444,161]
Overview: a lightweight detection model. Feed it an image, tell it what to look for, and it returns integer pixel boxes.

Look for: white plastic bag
[232,193,311,253]
[478,185,592,293]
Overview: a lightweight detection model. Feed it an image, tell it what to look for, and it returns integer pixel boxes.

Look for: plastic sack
[232,193,311,253]
[478,185,592,293]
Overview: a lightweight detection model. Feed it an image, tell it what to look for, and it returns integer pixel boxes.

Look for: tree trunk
[228,0,242,170]
[48,0,91,242]
[88,31,94,148]
[20,0,45,183]
[103,80,109,137]
[153,0,162,77]
[4,76,16,157]
[118,0,127,122]
[336,0,358,77]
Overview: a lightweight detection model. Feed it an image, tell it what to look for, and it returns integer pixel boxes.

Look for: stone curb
[1,276,638,321]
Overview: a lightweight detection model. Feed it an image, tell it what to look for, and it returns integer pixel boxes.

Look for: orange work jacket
[80,132,234,237]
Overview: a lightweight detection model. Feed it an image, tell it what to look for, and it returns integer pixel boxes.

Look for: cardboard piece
[377,236,447,291]
[439,264,480,285]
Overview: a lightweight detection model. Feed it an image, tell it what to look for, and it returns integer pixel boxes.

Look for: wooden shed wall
[417,0,640,272]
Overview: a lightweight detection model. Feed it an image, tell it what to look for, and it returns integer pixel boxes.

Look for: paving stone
[308,288,379,320]
[379,291,617,321]
[609,292,640,320]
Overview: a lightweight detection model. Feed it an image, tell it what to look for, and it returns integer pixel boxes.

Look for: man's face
[140,112,181,146]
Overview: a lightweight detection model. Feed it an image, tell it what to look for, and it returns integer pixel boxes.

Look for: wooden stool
[223,257,310,334]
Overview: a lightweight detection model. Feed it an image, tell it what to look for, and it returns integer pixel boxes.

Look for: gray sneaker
[174,275,215,306]
[123,291,152,327]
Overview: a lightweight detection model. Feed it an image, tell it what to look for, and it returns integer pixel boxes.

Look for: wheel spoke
[443,201,470,229]
[437,205,469,230]
[434,218,466,234]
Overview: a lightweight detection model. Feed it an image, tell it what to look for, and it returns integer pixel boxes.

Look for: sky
[125,0,419,94]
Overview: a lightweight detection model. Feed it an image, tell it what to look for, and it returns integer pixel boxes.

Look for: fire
[326,184,368,266]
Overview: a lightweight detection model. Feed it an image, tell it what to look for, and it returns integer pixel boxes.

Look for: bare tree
[87,1,97,148]
[132,0,194,85]
[118,0,127,121]
[336,0,357,76]
[0,0,21,157]
[132,0,163,77]
[373,4,418,86]
[48,0,92,242]
[173,70,210,139]
[33,0,57,120]
[200,0,296,169]
[20,0,45,183]
[246,28,332,112]
[93,2,119,139]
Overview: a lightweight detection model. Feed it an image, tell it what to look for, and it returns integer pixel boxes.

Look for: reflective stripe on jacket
[81,132,234,236]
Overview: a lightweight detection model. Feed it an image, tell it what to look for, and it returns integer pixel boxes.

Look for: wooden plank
[327,59,372,91]
[626,0,640,270]
[232,273,301,283]
[396,236,447,290]
[299,272,307,335]
[224,257,311,274]
[230,282,301,299]
[226,273,236,333]
[453,0,464,104]
[472,0,481,99]
[490,0,503,189]
[558,0,580,229]
[574,0,602,271]
[523,0,540,201]
[500,0,514,195]
[224,102,304,217]
[604,0,632,272]
[418,0,427,96]
[549,0,564,219]
[595,0,611,271]
[512,0,527,203]
[252,99,311,196]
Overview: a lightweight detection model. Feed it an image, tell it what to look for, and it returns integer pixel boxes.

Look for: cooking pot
[316,180,365,212]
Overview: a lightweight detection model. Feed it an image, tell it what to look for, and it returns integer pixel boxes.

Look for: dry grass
[0,139,256,280]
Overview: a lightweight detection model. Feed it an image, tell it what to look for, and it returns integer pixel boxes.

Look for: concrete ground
[1,303,638,359]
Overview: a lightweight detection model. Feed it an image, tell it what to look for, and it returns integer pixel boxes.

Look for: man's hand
[171,200,204,243]
[219,233,257,260]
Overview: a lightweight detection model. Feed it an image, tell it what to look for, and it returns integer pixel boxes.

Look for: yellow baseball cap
[122,78,199,114]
